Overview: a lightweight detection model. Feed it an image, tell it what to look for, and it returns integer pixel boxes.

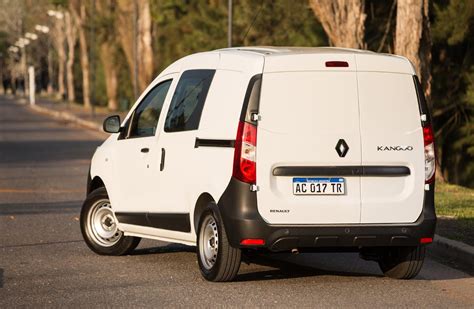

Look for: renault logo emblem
[336,139,349,157]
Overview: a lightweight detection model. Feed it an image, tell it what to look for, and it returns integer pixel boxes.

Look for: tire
[378,245,426,279]
[197,206,241,282]
[80,187,140,256]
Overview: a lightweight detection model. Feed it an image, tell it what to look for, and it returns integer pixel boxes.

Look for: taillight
[233,121,257,183]
[423,125,436,184]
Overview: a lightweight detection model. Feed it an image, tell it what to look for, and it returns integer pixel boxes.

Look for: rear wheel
[80,187,140,256]
[378,245,426,279]
[197,207,241,282]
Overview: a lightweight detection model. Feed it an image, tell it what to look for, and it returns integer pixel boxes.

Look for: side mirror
[103,115,121,133]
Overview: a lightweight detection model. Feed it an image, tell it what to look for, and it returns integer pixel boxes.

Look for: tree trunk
[309,0,366,48]
[395,0,441,181]
[100,43,118,111]
[137,0,154,93]
[71,1,91,108]
[65,11,78,103]
[116,0,135,91]
[395,0,432,103]
[53,17,66,100]
[117,0,154,94]
[95,0,119,111]
[47,47,53,95]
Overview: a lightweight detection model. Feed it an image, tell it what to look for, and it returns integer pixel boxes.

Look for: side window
[128,79,172,138]
[164,69,215,132]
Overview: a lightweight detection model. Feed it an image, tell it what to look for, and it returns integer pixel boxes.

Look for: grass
[435,182,474,246]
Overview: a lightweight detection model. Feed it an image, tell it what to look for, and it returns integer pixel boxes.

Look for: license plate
[293,178,345,195]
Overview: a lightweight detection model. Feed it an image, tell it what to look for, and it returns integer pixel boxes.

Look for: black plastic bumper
[217,178,436,252]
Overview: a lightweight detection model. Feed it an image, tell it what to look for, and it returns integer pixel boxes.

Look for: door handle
[140,148,149,153]
[160,148,166,171]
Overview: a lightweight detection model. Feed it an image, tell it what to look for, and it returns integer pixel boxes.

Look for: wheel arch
[88,175,107,195]
[193,193,217,234]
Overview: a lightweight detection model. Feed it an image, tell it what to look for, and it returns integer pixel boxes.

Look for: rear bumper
[218,178,436,252]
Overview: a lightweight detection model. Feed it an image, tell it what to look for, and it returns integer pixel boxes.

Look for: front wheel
[378,245,426,279]
[197,207,241,282]
[80,187,140,256]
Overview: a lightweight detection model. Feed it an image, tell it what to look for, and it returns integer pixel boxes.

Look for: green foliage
[116,46,134,109]
[151,0,326,72]
[152,0,228,72]
[50,0,68,7]
[431,0,474,186]
[433,0,474,45]
[0,31,8,55]
[365,0,397,52]
[85,35,106,108]
[232,0,326,47]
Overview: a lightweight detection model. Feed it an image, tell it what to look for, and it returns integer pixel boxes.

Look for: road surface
[0,96,473,307]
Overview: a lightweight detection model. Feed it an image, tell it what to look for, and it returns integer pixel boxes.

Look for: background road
[0,96,473,307]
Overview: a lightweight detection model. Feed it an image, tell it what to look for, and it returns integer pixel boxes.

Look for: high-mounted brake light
[325,61,349,68]
[240,238,265,246]
[233,121,257,183]
[423,124,436,184]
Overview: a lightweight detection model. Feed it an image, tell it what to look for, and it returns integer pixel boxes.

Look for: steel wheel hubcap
[87,199,122,247]
[199,216,219,270]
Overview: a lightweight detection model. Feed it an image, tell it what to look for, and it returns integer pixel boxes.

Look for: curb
[430,234,474,274]
[29,103,103,132]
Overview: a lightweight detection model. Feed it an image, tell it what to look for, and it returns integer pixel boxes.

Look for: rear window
[413,75,432,124]
[164,69,215,132]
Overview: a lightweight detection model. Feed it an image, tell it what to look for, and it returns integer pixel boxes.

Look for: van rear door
[357,71,425,223]
[256,56,362,225]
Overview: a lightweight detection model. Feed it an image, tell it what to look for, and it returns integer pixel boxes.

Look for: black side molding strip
[115,212,191,233]
[195,138,235,148]
[272,166,411,177]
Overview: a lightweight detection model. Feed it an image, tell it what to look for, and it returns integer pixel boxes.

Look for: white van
[81,47,436,281]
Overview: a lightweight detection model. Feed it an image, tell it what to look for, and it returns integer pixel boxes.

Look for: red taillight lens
[233,121,257,183]
[240,238,265,246]
[420,237,433,244]
[325,61,349,67]
[423,125,436,184]
[423,126,434,146]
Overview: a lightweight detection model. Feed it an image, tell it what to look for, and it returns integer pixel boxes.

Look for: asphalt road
[1,96,473,308]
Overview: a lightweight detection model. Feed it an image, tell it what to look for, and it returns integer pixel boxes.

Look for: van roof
[158,46,416,77]
[216,46,416,75]
[217,46,375,56]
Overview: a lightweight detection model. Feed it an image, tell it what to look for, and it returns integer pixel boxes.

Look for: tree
[70,0,91,108]
[394,0,442,181]
[95,0,119,111]
[431,0,474,185]
[65,10,78,102]
[52,14,66,100]
[116,0,153,95]
[99,42,118,111]
[308,0,366,48]
[395,0,432,104]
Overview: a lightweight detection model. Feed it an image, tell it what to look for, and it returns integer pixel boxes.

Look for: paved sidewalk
[31,96,128,132]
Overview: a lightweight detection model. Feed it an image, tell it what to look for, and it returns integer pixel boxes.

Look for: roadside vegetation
[436,183,474,246]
